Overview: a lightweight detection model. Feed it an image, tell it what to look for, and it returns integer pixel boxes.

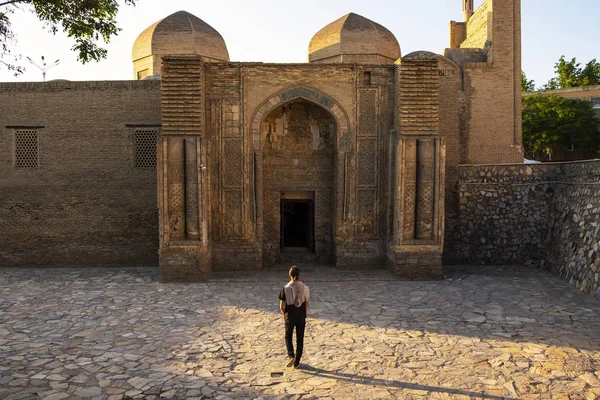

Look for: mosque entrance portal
[261,99,336,265]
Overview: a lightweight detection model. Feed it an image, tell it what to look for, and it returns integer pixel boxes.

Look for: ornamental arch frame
[248,86,354,246]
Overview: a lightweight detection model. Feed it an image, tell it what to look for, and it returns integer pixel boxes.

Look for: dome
[308,13,401,65]
[132,11,229,79]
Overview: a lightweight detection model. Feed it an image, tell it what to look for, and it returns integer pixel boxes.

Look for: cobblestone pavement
[1,265,599,400]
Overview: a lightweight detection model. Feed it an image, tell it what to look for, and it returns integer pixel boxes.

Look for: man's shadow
[298,365,516,400]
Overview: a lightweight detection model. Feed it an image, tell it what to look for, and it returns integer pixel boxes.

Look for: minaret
[463,0,474,21]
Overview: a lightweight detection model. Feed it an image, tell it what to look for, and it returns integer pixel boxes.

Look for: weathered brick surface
[308,13,400,65]
[0,81,161,267]
[449,0,523,165]
[387,250,443,280]
[205,63,395,270]
[460,0,492,49]
[0,1,527,279]
[439,59,462,263]
[457,160,600,299]
[158,57,212,282]
[158,246,211,282]
[133,11,229,79]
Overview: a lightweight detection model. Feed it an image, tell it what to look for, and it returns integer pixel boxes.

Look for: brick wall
[457,160,600,299]
[460,0,523,164]
[460,0,491,49]
[438,59,462,263]
[206,63,395,269]
[262,102,335,265]
[0,81,161,267]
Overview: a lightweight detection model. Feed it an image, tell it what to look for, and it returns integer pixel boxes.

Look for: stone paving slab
[0,265,599,399]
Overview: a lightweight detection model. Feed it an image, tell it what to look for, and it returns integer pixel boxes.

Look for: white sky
[0,0,599,88]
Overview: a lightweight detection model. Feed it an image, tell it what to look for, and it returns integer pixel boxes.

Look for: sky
[0,0,598,88]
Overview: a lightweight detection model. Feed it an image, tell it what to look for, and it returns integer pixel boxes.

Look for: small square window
[14,129,39,168]
[134,129,158,168]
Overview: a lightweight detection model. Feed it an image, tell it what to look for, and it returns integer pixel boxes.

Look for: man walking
[279,266,310,368]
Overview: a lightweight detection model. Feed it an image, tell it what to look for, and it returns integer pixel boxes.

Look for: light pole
[26,55,60,82]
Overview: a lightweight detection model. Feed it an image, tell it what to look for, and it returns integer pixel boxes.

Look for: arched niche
[248,87,352,265]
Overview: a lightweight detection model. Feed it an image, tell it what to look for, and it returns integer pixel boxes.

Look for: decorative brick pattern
[159,57,211,282]
[167,138,186,240]
[223,140,243,188]
[14,129,39,169]
[358,89,377,137]
[399,58,440,135]
[415,139,435,240]
[185,138,200,240]
[223,190,243,238]
[357,138,377,188]
[134,129,158,168]
[161,56,205,135]
[389,53,445,279]
[402,139,417,241]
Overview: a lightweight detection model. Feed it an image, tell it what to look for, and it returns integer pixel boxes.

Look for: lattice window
[134,129,158,168]
[14,129,39,168]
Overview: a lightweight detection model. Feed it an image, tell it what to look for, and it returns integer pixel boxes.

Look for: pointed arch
[249,86,352,152]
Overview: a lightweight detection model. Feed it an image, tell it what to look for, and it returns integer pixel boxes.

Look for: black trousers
[285,317,306,362]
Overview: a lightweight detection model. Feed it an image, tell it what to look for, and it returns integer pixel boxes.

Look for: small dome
[132,11,229,79]
[308,13,401,65]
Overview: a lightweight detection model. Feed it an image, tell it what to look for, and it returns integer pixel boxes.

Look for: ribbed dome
[132,11,229,79]
[308,13,401,65]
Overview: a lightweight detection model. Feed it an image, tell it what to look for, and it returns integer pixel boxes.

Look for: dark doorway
[280,200,314,250]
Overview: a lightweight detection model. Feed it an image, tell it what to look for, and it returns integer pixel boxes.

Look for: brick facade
[0,1,525,282]
[0,81,161,267]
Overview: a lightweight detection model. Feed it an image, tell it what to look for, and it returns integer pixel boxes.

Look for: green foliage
[521,70,535,92]
[544,56,600,90]
[0,0,137,74]
[522,94,600,160]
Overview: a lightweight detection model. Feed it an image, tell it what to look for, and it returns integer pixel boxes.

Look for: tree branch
[0,0,30,7]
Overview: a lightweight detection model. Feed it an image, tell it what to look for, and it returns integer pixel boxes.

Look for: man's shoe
[286,357,295,368]
[293,361,300,369]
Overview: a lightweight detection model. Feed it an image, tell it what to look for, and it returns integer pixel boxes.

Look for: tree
[544,56,600,90]
[521,70,535,92]
[0,0,137,75]
[522,94,600,161]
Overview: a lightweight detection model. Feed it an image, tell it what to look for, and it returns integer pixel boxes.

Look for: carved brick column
[388,52,446,279]
[158,56,211,282]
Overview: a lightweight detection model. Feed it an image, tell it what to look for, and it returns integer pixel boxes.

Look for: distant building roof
[522,85,600,98]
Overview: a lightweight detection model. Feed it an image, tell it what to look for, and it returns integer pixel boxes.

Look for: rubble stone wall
[457,160,600,298]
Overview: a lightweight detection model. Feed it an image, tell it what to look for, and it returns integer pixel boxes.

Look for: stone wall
[546,161,600,298]
[0,81,162,267]
[457,160,600,298]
